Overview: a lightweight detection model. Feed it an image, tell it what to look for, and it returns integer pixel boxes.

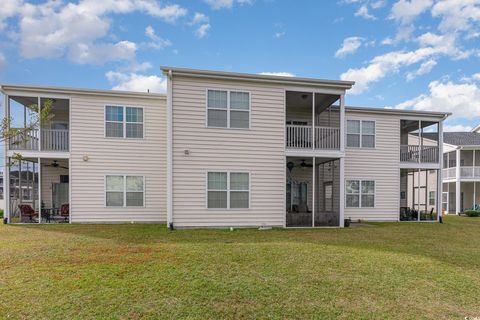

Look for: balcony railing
[9,129,69,152]
[400,145,439,163]
[41,129,69,151]
[286,125,340,150]
[443,167,456,179]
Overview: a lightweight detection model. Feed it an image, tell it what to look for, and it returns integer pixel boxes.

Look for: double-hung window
[106,175,144,207]
[346,120,375,148]
[105,106,144,138]
[346,180,375,208]
[207,89,250,128]
[207,172,250,209]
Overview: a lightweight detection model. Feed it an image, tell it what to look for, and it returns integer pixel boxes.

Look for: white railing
[400,145,439,163]
[315,126,340,149]
[286,125,312,149]
[9,129,39,151]
[286,125,340,150]
[459,166,480,179]
[41,129,69,151]
[9,129,68,151]
[442,168,456,179]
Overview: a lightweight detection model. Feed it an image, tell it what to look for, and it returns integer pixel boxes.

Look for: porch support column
[3,94,9,223]
[437,119,443,222]
[339,94,345,153]
[339,157,345,227]
[456,148,461,214]
[312,92,315,150]
[38,157,41,224]
[312,157,315,227]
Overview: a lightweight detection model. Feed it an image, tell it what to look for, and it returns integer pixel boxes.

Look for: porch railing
[286,125,340,150]
[442,167,456,179]
[400,145,439,163]
[9,129,69,151]
[41,129,69,151]
[9,129,39,151]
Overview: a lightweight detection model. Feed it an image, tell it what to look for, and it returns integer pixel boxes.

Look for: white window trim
[346,119,376,149]
[429,190,436,206]
[345,179,376,208]
[205,88,251,129]
[104,175,145,207]
[104,105,145,139]
[206,171,251,210]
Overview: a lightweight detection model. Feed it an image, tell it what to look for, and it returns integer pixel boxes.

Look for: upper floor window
[207,90,250,128]
[105,106,144,138]
[347,120,375,148]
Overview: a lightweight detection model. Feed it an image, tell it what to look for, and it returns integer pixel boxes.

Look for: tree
[0,98,54,162]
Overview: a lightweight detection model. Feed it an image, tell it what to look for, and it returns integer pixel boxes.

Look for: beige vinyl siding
[345,111,400,221]
[40,159,69,208]
[172,76,285,227]
[70,94,167,223]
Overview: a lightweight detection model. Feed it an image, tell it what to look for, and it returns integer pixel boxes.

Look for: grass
[1,216,479,319]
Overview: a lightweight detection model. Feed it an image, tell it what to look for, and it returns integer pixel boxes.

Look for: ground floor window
[106,175,144,207]
[346,180,375,208]
[207,172,250,209]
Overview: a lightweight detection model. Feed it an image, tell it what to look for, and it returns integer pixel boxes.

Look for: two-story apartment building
[1,67,450,227]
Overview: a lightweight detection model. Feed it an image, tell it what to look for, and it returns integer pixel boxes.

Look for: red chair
[18,204,37,222]
[60,204,69,222]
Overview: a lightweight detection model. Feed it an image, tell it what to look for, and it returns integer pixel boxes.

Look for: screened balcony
[285,91,342,151]
[400,120,439,164]
[7,96,69,152]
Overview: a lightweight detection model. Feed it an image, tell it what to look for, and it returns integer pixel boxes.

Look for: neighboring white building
[441,128,480,214]
[1,67,450,227]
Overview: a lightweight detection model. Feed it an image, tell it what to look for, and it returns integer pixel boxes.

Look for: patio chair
[18,204,37,223]
[60,204,69,222]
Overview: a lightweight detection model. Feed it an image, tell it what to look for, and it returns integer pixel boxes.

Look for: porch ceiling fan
[43,160,68,170]
[287,159,313,172]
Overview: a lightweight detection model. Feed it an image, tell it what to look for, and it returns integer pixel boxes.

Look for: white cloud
[5,0,187,64]
[431,0,480,33]
[472,73,480,81]
[341,32,468,94]
[405,59,437,81]
[274,31,286,38]
[355,5,376,20]
[0,0,22,31]
[335,37,364,58]
[394,79,480,119]
[191,12,209,25]
[443,124,473,132]
[390,0,433,23]
[106,70,167,93]
[189,12,211,39]
[371,0,386,9]
[68,41,138,65]
[259,72,295,77]
[145,25,172,49]
[195,23,211,39]
[204,0,253,10]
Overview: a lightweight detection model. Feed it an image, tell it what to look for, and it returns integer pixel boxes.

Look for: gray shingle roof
[443,132,480,146]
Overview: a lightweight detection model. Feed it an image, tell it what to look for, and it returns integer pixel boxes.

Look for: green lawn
[1,216,479,319]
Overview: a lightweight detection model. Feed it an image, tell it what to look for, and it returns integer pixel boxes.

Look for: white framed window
[106,175,144,207]
[207,89,250,129]
[346,180,375,208]
[429,191,436,206]
[105,106,144,138]
[207,172,250,209]
[346,120,375,148]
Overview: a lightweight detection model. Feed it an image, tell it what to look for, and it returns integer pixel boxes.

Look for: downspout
[166,69,174,230]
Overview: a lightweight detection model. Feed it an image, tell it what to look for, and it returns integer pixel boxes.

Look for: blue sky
[0,0,479,131]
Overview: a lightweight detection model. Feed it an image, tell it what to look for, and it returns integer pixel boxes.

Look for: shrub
[464,210,480,217]
[0,209,3,219]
